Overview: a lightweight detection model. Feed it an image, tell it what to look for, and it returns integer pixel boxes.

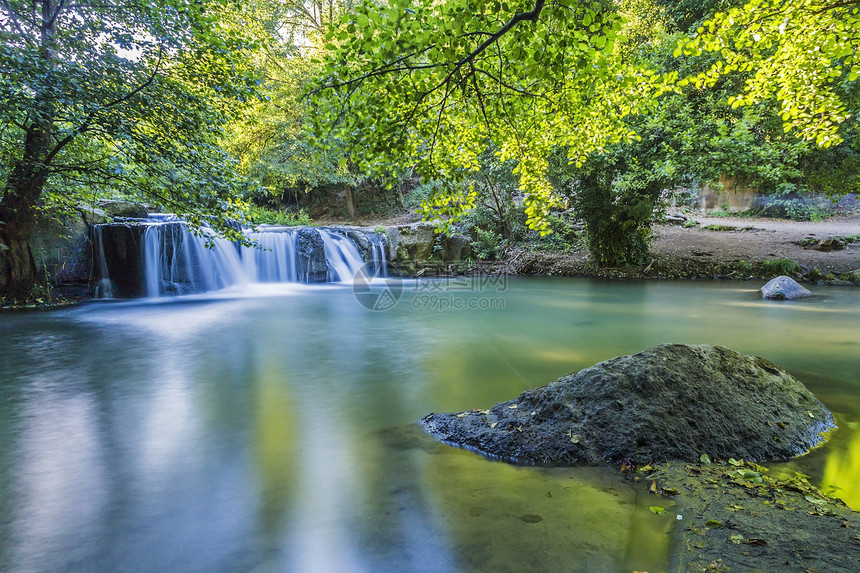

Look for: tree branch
[456,0,545,68]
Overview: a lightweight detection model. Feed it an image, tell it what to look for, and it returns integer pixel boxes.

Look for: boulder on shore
[760,275,812,300]
[420,344,834,465]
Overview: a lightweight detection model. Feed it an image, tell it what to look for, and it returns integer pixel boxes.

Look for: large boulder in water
[760,276,812,300]
[420,344,834,465]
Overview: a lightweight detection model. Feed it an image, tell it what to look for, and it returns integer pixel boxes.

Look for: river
[1,278,858,572]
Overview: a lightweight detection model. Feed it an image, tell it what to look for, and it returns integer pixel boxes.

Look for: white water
[318,231,365,283]
[93,219,383,298]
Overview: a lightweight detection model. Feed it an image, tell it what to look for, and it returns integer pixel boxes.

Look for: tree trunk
[0,126,52,302]
[0,0,56,301]
[0,229,39,302]
[345,186,356,220]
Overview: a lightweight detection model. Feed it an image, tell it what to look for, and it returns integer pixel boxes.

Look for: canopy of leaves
[310,0,674,233]
[677,0,860,147]
[0,0,266,238]
[223,0,363,204]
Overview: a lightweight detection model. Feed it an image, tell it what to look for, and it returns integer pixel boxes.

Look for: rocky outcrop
[387,222,437,262]
[814,235,849,251]
[420,344,834,465]
[294,227,328,282]
[95,199,149,219]
[760,275,813,300]
[385,222,473,269]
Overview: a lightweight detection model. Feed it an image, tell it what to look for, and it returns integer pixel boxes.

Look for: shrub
[245,205,313,226]
[761,258,802,277]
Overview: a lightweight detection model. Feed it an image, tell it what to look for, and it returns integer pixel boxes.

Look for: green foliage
[761,258,802,278]
[1,0,267,250]
[244,205,313,226]
[758,198,825,222]
[308,0,856,268]
[311,0,674,234]
[676,0,860,148]
[472,228,504,261]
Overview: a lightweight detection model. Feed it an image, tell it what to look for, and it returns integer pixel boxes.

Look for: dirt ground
[462,213,860,281]
[654,214,860,276]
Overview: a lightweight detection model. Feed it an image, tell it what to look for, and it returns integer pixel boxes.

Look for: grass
[761,258,802,278]
[702,223,756,232]
[245,205,313,226]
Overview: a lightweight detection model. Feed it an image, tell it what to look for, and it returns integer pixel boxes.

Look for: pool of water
[1,278,858,572]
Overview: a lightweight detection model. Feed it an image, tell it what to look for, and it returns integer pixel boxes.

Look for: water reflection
[0,278,858,571]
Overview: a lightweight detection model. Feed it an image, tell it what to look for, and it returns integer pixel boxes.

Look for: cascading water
[91,217,388,298]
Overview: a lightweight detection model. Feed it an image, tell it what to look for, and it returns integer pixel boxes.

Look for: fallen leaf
[805,495,826,505]
[508,404,518,409]
[700,454,712,464]
[728,458,742,467]
[649,505,667,514]
[744,538,768,546]
[729,533,744,544]
[649,481,658,494]
[706,519,724,528]
[490,422,498,429]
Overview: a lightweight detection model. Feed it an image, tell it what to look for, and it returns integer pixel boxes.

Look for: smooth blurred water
[1,278,858,572]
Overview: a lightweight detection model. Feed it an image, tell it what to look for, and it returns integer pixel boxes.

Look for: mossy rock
[420,344,834,465]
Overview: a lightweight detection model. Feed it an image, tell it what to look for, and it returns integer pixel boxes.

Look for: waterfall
[318,230,365,283]
[92,217,388,298]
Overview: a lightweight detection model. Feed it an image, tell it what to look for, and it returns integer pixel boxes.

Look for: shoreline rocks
[420,344,834,465]
[760,275,813,300]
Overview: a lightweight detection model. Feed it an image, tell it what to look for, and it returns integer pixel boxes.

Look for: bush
[472,228,504,260]
[245,205,313,226]
[761,258,802,277]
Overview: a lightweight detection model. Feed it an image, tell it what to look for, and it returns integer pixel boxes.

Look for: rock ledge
[420,344,834,465]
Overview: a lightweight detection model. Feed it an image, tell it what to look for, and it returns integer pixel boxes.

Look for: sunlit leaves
[310,0,673,231]
[675,0,859,147]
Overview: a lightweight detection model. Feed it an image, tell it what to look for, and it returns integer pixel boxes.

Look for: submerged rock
[760,275,812,300]
[420,344,834,465]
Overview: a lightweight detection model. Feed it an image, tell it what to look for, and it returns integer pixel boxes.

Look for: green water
[1,278,858,572]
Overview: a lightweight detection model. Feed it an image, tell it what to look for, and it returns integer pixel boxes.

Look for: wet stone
[419,344,834,466]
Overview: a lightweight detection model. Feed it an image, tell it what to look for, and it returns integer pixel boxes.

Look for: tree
[0,0,263,301]
[309,0,857,264]
[677,0,859,148]
[224,0,368,217]
[310,0,672,233]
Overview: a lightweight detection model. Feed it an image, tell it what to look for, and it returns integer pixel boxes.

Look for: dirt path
[654,214,860,276]
[463,214,860,280]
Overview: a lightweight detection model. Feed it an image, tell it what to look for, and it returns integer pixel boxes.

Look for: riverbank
[636,460,860,572]
[436,214,860,282]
